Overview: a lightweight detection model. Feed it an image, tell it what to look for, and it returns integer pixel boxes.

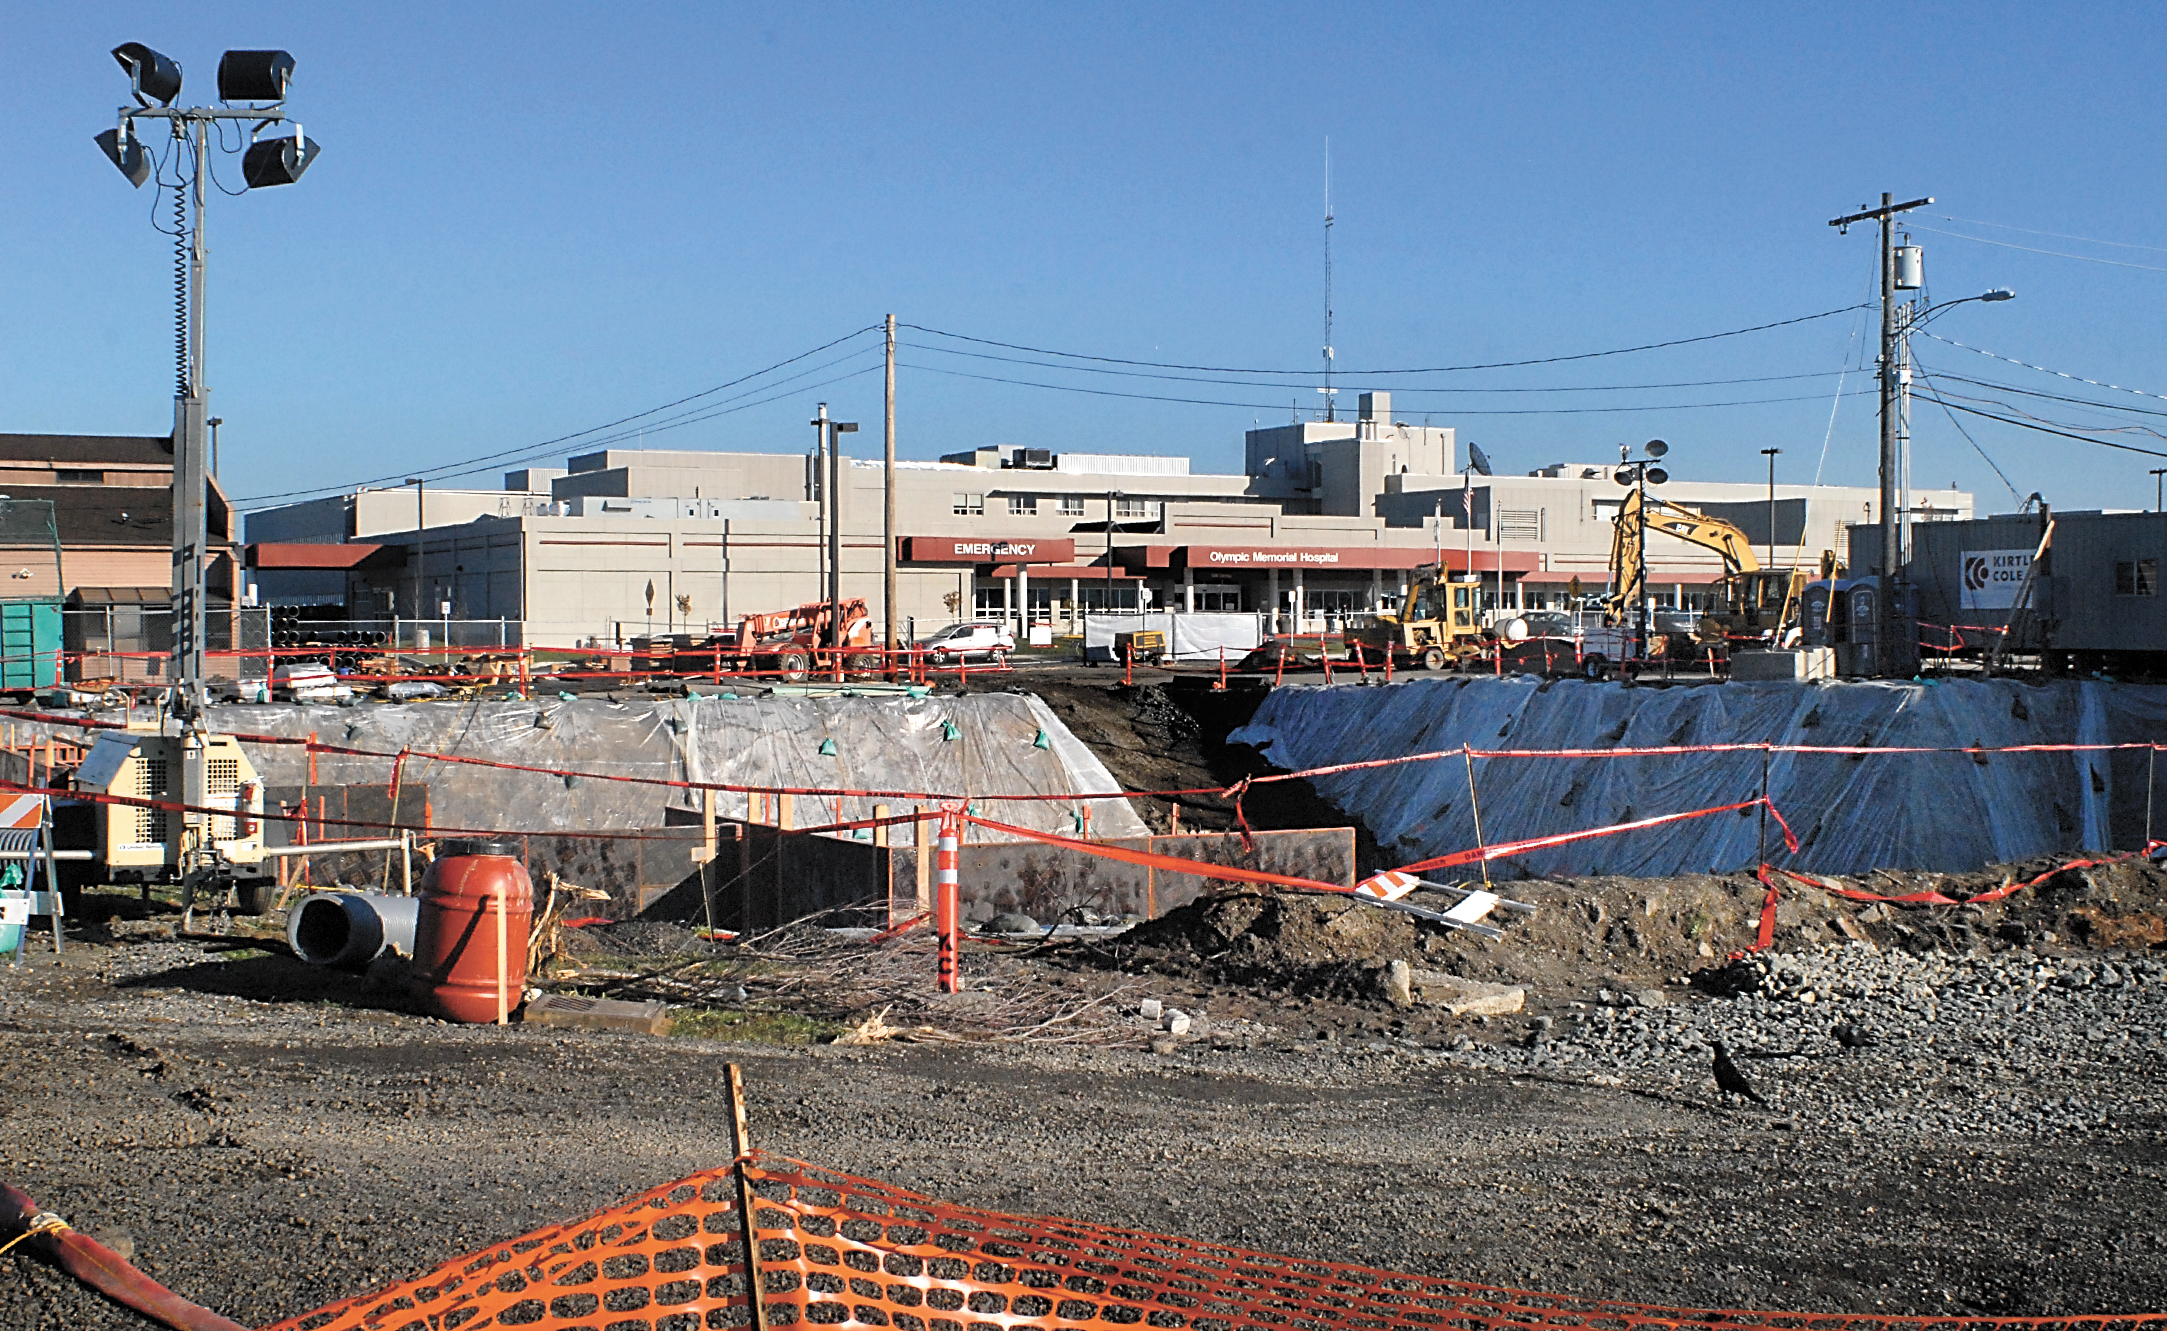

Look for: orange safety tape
[960,812,1345,893]
[0,779,939,846]
[1,704,2161,812]
[1395,796,1797,876]
[1744,841,2167,954]
[964,798,1798,896]
[262,1153,2167,1331]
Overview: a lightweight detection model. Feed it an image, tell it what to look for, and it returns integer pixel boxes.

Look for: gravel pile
[1429,940,2167,1136]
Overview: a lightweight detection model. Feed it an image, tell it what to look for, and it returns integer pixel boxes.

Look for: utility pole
[1831,192,1930,675]
[1761,448,1781,571]
[883,313,898,653]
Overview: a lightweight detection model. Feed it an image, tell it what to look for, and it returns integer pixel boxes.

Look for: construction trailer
[1904,509,2167,674]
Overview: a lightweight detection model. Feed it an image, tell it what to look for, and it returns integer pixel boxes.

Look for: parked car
[1505,611,1626,679]
[919,621,1014,663]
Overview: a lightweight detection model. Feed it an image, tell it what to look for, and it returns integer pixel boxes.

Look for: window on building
[1115,497,1150,519]
[55,469,103,484]
[1078,584,1139,611]
[953,492,984,516]
[1007,493,1037,515]
[2116,559,2157,596]
[1057,494,1085,516]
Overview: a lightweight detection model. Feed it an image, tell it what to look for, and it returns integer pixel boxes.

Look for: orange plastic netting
[262,1155,2165,1331]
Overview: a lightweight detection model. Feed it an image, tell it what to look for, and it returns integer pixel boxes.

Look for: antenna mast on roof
[1320,138,1336,423]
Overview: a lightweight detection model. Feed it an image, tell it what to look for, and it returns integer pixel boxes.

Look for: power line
[233,327,883,505]
[1906,223,2167,274]
[1914,394,2167,460]
[903,338,1844,395]
[1924,368,2167,421]
[900,358,1871,416]
[1910,364,2025,505]
[415,362,890,489]
[1921,333,2167,403]
[1934,214,2167,256]
[1925,383,2167,443]
[900,303,1868,377]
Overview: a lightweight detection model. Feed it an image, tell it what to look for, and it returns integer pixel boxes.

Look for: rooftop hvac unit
[1009,447,1055,469]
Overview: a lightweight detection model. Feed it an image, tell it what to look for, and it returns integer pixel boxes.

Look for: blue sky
[7,3,2167,514]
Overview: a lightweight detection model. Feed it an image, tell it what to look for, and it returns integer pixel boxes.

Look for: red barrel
[412,839,533,1023]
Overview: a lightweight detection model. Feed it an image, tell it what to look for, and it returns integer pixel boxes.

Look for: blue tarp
[1230,676,2167,877]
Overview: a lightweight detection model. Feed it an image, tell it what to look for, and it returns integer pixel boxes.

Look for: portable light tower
[94,42,320,923]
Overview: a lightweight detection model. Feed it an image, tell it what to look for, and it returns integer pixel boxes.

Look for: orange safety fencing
[260,1152,2167,1331]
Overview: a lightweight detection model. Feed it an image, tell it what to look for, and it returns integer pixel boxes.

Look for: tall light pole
[96,42,319,717]
[1612,441,1669,662]
[2153,469,2166,513]
[1760,448,1781,572]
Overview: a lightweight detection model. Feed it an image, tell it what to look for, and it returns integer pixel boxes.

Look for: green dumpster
[0,598,61,691]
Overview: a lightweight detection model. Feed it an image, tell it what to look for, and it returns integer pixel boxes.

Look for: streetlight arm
[1906,288,2015,330]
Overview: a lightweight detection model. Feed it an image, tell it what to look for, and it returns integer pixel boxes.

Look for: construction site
[13,17,2167,1331]
[7,640,2167,1329]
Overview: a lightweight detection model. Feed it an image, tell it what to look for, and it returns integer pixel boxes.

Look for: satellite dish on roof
[1468,442,1493,476]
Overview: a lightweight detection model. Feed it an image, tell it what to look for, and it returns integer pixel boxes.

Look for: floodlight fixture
[94,126,151,187]
[1644,466,1669,486]
[241,128,319,187]
[217,49,293,102]
[1643,438,1669,458]
[112,42,182,106]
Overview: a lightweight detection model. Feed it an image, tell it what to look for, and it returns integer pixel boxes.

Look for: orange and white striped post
[935,805,961,993]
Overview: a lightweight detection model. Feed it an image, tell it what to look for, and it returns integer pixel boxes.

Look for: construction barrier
[256,1152,2167,1331]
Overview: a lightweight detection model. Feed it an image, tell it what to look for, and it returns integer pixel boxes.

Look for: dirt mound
[1111,891,1430,997]
[1091,851,2167,1016]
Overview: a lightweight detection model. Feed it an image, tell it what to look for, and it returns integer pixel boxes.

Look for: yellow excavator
[1603,489,1815,652]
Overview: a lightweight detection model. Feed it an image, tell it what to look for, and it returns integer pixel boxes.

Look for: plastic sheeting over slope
[1230,677,2167,877]
[205,692,1143,842]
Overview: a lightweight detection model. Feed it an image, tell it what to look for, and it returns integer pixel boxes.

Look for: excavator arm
[1602,489,1762,622]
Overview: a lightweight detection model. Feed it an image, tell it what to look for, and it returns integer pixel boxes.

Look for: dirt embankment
[1003,675,1390,860]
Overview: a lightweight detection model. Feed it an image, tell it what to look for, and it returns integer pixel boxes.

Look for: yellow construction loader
[1345,565,1490,671]
[1603,489,1818,652]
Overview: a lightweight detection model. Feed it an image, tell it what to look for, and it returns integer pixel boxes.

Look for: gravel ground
[5,920,2166,1330]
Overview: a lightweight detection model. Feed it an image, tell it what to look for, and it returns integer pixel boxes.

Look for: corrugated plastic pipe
[0,1181,248,1331]
[286,891,420,968]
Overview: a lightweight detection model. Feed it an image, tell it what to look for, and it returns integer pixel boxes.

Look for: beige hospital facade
[244,393,1970,647]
